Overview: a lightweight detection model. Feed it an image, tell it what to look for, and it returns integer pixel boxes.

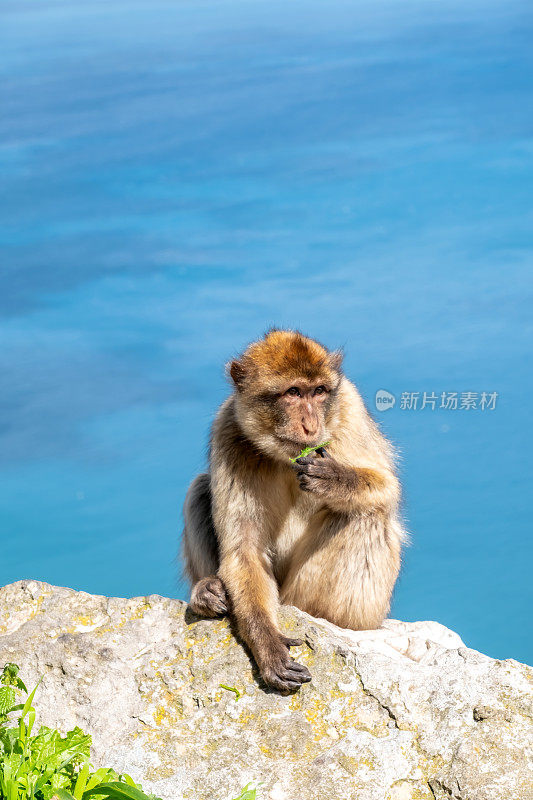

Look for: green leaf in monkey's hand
[289,441,330,463]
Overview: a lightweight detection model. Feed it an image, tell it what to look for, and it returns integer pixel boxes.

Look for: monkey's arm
[211,458,311,693]
[293,449,399,513]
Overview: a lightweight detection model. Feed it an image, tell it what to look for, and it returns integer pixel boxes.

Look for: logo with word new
[375,389,396,411]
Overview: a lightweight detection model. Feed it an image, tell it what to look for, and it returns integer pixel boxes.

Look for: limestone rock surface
[0,580,531,800]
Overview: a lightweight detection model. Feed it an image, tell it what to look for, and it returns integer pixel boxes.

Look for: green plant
[289,441,330,463]
[218,685,241,701]
[0,663,160,800]
[232,785,257,800]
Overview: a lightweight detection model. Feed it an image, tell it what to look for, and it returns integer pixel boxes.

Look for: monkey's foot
[258,634,312,694]
[189,576,228,618]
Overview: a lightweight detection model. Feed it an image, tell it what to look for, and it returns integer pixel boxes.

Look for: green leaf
[6,703,24,714]
[32,725,92,783]
[18,716,26,745]
[1,664,20,686]
[83,781,154,800]
[0,666,156,800]
[219,684,241,700]
[20,676,42,719]
[74,762,91,799]
[84,768,118,791]
[0,686,16,715]
[27,706,36,737]
[232,784,257,800]
[289,441,330,463]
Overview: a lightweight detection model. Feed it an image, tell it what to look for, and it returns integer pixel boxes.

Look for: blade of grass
[20,677,42,719]
[73,762,91,799]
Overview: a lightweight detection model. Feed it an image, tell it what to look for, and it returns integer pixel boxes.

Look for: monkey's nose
[302,423,318,438]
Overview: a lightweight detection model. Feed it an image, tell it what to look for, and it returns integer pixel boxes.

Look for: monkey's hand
[293,448,355,499]
[293,449,392,512]
[255,630,312,694]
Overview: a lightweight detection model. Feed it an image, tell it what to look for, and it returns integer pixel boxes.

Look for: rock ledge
[0,580,531,800]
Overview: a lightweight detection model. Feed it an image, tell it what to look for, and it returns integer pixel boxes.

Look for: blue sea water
[1,0,532,664]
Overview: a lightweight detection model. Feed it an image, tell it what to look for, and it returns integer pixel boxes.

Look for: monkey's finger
[315,447,331,459]
[295,455,317,465]
[298,478,312,492]
[297,463,328,478]
[294,461,317,474]
[290,461,310,475]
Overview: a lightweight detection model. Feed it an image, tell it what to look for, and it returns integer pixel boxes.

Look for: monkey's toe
[189,576,228,618]
[285,660,312,682]
[262,663,312,694]
[268,677,302,693]
[281,635,303,648]
[260,650,312,694]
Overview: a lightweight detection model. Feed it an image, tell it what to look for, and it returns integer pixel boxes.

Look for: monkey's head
[228,330,343,461]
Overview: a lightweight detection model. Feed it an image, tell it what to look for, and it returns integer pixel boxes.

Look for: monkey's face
[235,378,340,461]
[228,330,343,461]
[273,382,332,448]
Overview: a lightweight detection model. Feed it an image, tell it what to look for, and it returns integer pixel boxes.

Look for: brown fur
[182,330,406,692]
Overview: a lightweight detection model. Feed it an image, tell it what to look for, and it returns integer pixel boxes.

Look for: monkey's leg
[280,512,401,631]
[182,473,228,617]
[218,548,311,693]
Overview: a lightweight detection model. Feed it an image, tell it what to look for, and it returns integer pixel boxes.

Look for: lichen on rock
[0,580,531,800]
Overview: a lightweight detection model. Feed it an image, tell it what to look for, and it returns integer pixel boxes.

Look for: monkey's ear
[228,359,247,390]
[328,349,344,373]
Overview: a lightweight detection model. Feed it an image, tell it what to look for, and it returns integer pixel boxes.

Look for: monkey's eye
[314,385,327,396]
[286,387,301,397]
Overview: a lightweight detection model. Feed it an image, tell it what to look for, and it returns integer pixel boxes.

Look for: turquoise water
[1,0,532,664]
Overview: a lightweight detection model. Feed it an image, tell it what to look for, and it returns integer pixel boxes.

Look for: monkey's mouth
[277,434,324,452]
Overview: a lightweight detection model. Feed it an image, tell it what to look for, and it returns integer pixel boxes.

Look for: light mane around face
[227,330,343,461]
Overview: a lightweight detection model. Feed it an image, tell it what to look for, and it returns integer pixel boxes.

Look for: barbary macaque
[182,330,406,692]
